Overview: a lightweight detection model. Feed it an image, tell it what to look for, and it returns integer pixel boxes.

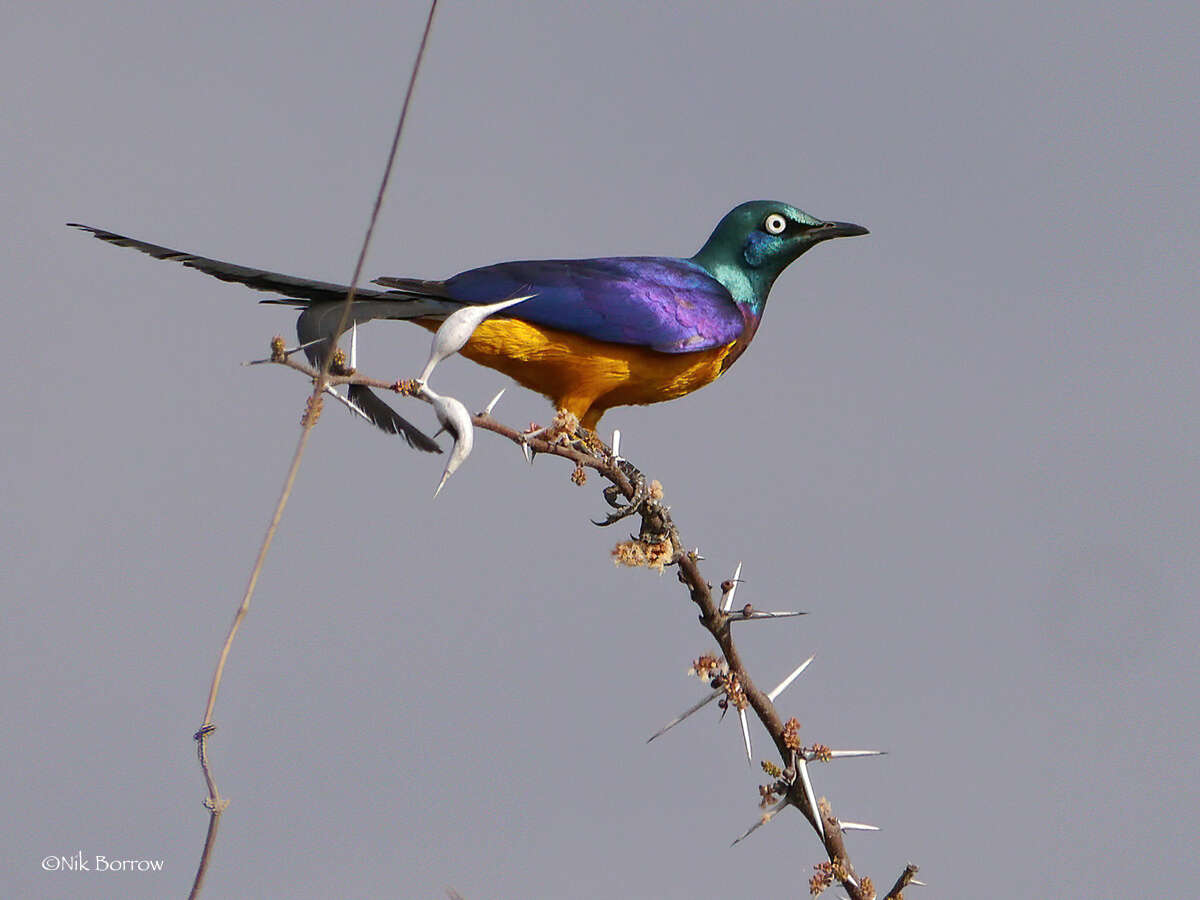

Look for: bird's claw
[592,464,648,526]
[602,484,625,510]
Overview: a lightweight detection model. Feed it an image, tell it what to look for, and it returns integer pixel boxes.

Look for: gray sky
[4,2,1198,897]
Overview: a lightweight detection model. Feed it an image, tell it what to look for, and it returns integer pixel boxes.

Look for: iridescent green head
[692,200,868,311]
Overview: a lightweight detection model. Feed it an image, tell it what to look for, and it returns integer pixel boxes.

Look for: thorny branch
[263,346,919,900]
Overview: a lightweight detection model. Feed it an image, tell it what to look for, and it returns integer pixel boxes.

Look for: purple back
[446,257,744,353]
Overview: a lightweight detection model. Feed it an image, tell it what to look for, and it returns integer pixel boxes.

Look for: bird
[69,201,867,445]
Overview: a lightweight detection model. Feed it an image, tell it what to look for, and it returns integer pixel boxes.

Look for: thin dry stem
[187,4,440,897]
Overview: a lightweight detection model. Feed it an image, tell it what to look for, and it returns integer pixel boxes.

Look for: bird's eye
[763,213,787,235]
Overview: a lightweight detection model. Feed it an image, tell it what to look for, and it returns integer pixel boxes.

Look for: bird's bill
[815,220,870,241]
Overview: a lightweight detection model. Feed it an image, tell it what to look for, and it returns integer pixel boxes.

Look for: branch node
[301,393,323,427]
[883,863,922,899]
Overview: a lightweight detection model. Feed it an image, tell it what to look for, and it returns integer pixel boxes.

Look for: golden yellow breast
[414,316,737,429]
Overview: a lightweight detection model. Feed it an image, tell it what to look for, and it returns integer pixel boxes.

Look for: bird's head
[692,201,868,309]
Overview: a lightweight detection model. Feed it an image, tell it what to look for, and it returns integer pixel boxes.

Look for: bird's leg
[521,409,603,460]
[594,459,647,526]
[633,490,672,546]
[573,423,609,457]
[602,458,644,507]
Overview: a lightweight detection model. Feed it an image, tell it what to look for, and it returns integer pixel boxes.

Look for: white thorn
[731,610,807,621]
[349,320,358,369]
[611,429,621,461]
[421,386,473,497]
[911,880,927,887]
[483,388,506,415]
[419,294,534,385]
[273,336,327,360]
[646,689,722,742]
[796,756,824,840]
[323,385,371,423]
[837,820,880,832]
[721,561,744,612]
[738,707,752,763]
[731,796,789,846]
[296,336,325,353]
[242,336,329,366]
[521,441,534,465]
[767,655,815,702]
[824,749,886,760]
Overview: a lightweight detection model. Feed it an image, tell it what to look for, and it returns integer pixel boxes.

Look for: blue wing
[443,257,745,353]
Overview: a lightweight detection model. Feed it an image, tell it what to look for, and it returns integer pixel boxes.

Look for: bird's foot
[575,426,610,457]
[525,409,580,445]
[603,459,645,507]
[522,410,599,457]
[593,460,648,526]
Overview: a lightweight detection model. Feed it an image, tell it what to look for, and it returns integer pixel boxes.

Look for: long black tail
[67,224,416,305]
[69,224,448,453]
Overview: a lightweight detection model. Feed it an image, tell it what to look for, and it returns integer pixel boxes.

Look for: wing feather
[440,257,743,353]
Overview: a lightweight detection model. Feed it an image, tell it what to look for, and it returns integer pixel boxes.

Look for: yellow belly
[414,316,737,429]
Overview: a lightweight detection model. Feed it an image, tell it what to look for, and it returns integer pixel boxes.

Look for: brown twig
[884,863,922,899]
[186,4,440,896]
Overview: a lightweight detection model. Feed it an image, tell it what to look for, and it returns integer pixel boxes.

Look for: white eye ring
[763,213,787,235]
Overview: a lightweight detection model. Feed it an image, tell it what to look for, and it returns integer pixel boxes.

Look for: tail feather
[68,223,438,306]
[346,385,442,453]
[70,223,457,451]
[373,275,454,297]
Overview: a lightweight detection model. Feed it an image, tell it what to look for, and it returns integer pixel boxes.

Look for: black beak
[814,220,870,241]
